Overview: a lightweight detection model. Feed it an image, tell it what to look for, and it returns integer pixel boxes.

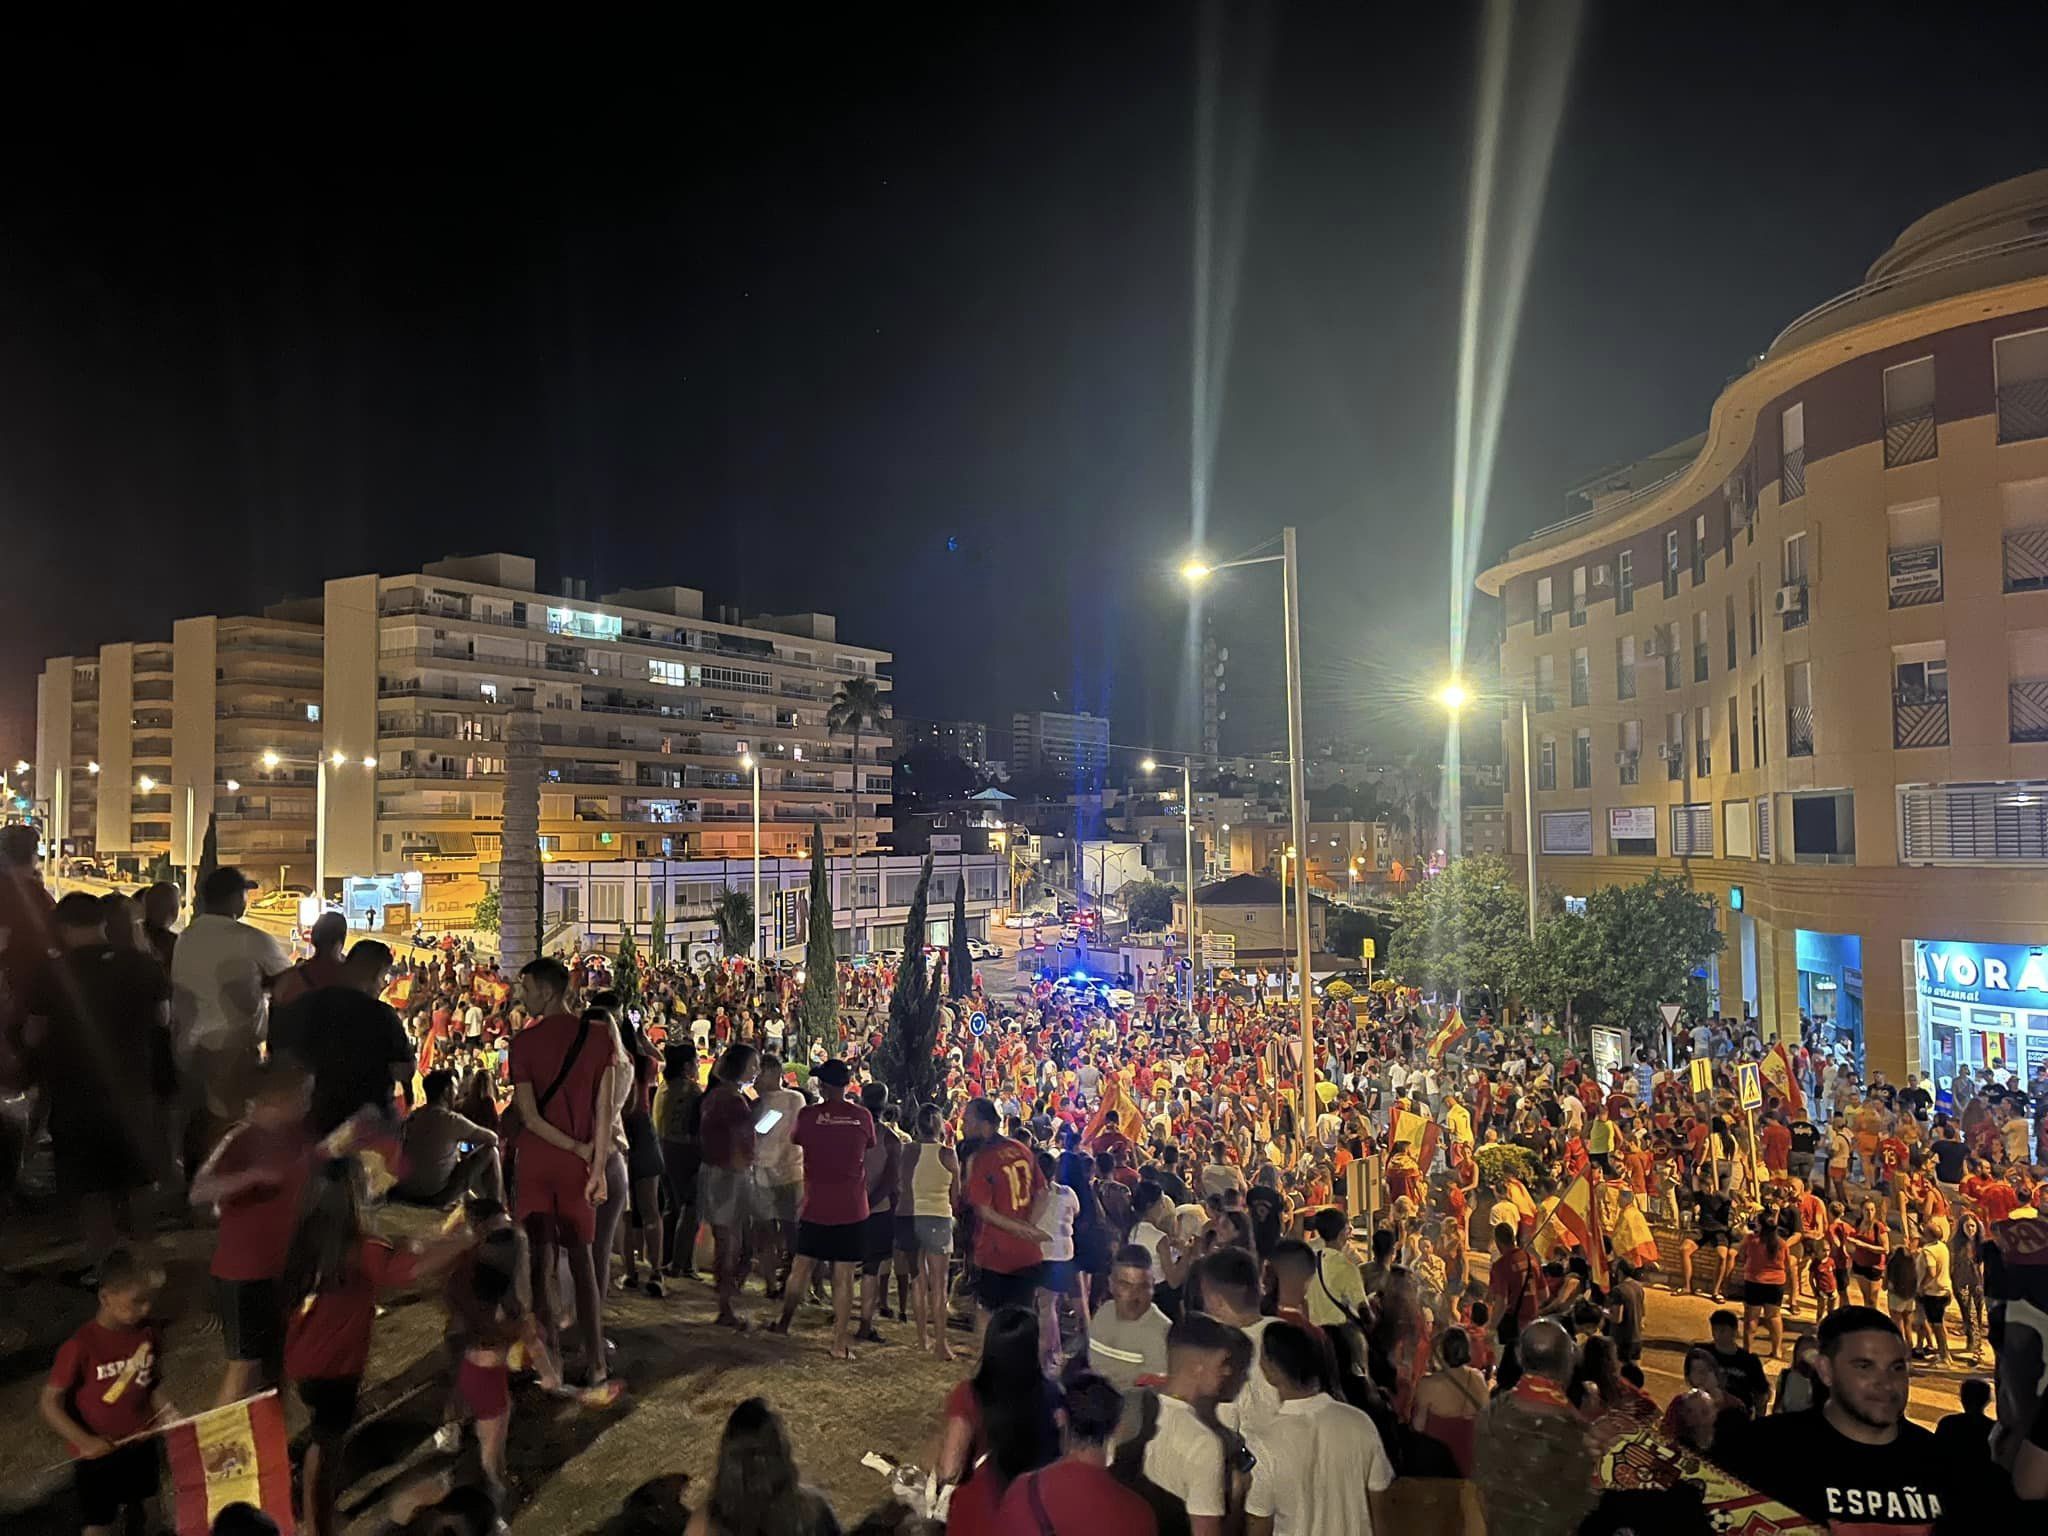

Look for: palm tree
[827,675,887,953]
[711,886,754,957]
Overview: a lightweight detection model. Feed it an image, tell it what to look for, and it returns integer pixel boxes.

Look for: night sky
[4,7,2043,763]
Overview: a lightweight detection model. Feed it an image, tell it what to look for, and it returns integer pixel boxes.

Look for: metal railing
[2004,525,2048,592]
[1617,669,1637,702]
[1781,446,1806,500]
[2011,680,2048,743]
[1535,610,1554,635]
[1787,705,1815,757]
[1893,692,1950,749]
[1999,378,2048,444]
[1884,410,1936,467]
[1571,677,1590,707]
[1693,645,1710,684]
[1569,603,1587,628]
[1772,230,2048,354]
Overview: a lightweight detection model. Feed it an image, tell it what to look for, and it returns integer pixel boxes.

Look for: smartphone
[754,1107,784,1134]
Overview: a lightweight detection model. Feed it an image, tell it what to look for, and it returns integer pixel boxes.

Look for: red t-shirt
[968,1138,1047,1274]
[699,1085,758,1170]
[1760,1120,1792,1172]
[286,1238,421,1381]
[792,1098,877,1226]
[1977,1179,2020,1225]
[509,1012,611,1145]
[210,1123,316,1282]
[48,1320,161,1447]
[998,1458,1160,1536]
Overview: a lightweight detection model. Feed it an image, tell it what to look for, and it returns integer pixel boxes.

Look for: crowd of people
[6,820,2048,1535]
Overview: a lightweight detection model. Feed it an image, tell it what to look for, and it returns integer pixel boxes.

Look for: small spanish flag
[1425,1009,1467,1062]
[163,1393,295,1536]
[1760,1041,1806,1116]
[1548,1173,1610,1288]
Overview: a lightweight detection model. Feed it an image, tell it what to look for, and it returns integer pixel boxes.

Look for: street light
[740,751,762,965]
[1437,677,1538,942]
[1138,753,1201,1001]
[1180,529,1319,1126]
[262,748,375,903]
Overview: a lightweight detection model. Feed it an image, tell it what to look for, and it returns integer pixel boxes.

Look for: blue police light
[1070,969,1089,982]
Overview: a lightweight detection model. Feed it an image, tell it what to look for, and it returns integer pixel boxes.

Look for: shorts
[1743,1281,1783,1308]
[862,1210,897,1274]
[213,1277,282,1364]
[458,1356,511,1421]
[1919,1294,1950,1327]
[1693,1233,1729,1251]
[912,1215,955,1255]
[755,1175,803,1226]
[1887,1291,1917,1317]
[973,1264,1044,1311]
[1040,1259,1079,1296]
[297,1375,361,1439]
[624,1112,665,1183]
[797,1219,865,1265]
[1788,1152,1814,1182]
[76,1440,160,1525]
[514,1139,597,1246]
[893,1214,920,1254]
[700,1166,759,1230]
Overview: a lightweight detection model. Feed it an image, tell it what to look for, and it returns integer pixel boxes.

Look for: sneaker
[433,1423,463,1454]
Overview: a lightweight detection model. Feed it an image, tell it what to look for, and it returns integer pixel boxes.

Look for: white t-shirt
[754,1087,807,1182]
[1143,1394,1227,1521]
[170,913,291,1058]
[1129,1219,1171,1283]
[1245,1392,1395,1536]
[1218,1316,1282,1439]
[1038,1182,1079,1263]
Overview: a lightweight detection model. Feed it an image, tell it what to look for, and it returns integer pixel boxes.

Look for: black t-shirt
[1729,1408,1956,1533]
[1789,1119,1821,1156]
[1900,1085,1931,1120]
[1693,1188,1733,1240]
[1931,1139,1968,1184]
[1244,1185,1284,1254]
[1708,1343,1767,1413]
[1146,1164,1193,1206]
[270,986,413,1133]
[27,944,173,1135]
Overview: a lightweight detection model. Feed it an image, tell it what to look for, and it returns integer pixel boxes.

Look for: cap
[200,865,259,906]
[815,1058,853,1087]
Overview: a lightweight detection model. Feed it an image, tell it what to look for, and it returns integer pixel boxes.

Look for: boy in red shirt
[766,1059,876,1358]
[41,1248,177,1536]
[961,1097,1049,1328]
[191,1057,316,1406]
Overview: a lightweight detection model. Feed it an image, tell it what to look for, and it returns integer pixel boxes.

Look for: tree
[1123,880,1178,933]
[614,926,642,1014]
[800,823,838,1050]
[1510,898,1606,1042]
[472,885,501,935]
[1325,904,1391,965]
[948,872,973,999]
[196,814,220,897]
[648,900,667,963]
[712,886,754,958]
[827,675,888,953]
[1384,853,1527,998]
[872,855,941,1110]
[1574,874,1722,1043]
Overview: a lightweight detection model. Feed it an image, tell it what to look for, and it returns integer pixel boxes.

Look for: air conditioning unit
[1640,633,1663,659]
[1657,743,1681,762]
[1613,750,1639,767]
[1773,584,1808,614]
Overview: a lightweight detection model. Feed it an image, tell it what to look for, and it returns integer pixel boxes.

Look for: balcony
[1888,543,1943,608]
[1787,704,1815,757]
[1665,750,1683,783]
[1663,569,1680,600]
[1884,409,1936,467]
[2004,525,2048,593]
[2011,680,2048,743]
[1781,445,1806,500]
[1893,689,1950,749]
[1535,764,1556,792]
[1998,378,2048,444]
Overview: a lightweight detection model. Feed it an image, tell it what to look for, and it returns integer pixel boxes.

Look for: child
[191,1059,317,1406]
[1809,1226,1839,1320]
[442,1199,559,1495]
[41,1247,177,1536]
[282,1160,464,1536]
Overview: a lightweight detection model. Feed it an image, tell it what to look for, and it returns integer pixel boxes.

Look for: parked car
[966,938,1001,961]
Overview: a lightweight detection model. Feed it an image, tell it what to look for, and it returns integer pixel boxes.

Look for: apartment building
[1009,710,1110,779]
[37,553,892,910]
[1476,170,2048,1084]
[888,714,989,768]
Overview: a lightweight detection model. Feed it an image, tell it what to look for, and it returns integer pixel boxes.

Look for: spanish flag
[1547,1173,1610,1288]
[164,1393,295,1536]
[1425,1009,1467,1062]
[1608,1190,1661,1271]
[1760,1041,1806,1116]
[1389,1106,1440,1174]
[1084,1072,1144,1150]
[1503,1175,1540,1227]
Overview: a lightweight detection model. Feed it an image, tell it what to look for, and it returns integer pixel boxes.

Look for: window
[1570,566,1588,626]
[1664,530,1681,597]
[1894,648,1950,749]
[1899,781,2048,863]
[589,883,624,922]
[1725,595,1738,670]
[1783,531,1808,584]
[1883,356,1936,466]
[1887,498,1943,607]
[1572,728,1592,789]
[1786,661,1814,756]
[1751,681,1766,767]
[1781,402,1806,498]
[1570,646,1591,707]
[1537,735,1557,791]
[1663,623,1682,691]
[1665,712,1685,782]
[1692,512,1709,584]
[1534,655,1556,711]
[551,886,581,922]
[1695,705,1712,777]
[2009,629,2048,743]
[1671,803,1714,856]
[1894,654,1948,702]
[1616,549,1635,614]
[1535,575,1555,634]
[1693,611,1711,683]
[1789,791,1855,863]
[1756,796,1772,860]
[1747,572,1760,656]
[649,658,688,686]
[1728,696,1741,775]
[2002,477,2048,593]
[1618,719,1642,786]
[1995,328,2048,444]
[1616,634,1637,701]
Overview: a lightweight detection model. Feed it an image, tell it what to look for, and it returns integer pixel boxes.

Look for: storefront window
[1911,940,2048,1096]
[1795,929,1864,1071]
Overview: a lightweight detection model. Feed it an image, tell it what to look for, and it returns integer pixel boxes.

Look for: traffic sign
[1361,937,1376,960]
[1202,932,1237,965]
[1688,1057,1714,1096]
[1659,1002,1683,1029]
[1736,1061,1763,1110]
[969,1010,988,1037]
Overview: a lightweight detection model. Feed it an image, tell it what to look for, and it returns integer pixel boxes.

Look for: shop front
[1911,939,2048,1092]
[1795,928,1864,1070]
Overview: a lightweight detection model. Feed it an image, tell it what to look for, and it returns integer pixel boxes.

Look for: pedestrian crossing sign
[1687,1056,1713,1096]
[1736,1061,1762,1110]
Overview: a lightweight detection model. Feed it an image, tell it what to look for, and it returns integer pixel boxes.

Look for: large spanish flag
[1548,1173,1610,1287]
[1503,1175,1539,1228]
[164,1393,295,1536]
[1425,1009,1467,1062]
[1760,1042,1806,1116]
[1083,1072,1144,1149]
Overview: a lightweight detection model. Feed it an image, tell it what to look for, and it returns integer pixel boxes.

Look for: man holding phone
[752,1054,807,1298]
[767,1060,875,1359]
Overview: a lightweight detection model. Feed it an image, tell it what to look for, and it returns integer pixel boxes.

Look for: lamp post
[137,774,197,910]
[740,751,763,965]
[1183,529,1316,1119]
[262,749,376,904]
[1436,679,1537,942]
[1139,753,1201,1001]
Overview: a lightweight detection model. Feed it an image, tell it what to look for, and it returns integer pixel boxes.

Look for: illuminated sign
[546,607,622,641]
[1914,940,2048,1008]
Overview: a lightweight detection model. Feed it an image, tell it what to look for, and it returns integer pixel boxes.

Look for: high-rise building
[1476,169,2048,1083]
[37,552,892,904]
[1009,710,1110,779]
[887,714,989,767]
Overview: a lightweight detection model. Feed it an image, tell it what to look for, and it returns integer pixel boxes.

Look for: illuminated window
[650,659,688,687]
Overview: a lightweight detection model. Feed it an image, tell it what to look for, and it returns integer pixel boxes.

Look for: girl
[901,1105,961,1360]
[282,1162,461,1536]
[443,1204,559,1496]
[1737,1213,1788,1359]
[656,1040,704,1281]
[685,1398,837,1536]
[1950,1209,1987,1362]
[1845,1198,1889,1310]
[614,1010,667,1298]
